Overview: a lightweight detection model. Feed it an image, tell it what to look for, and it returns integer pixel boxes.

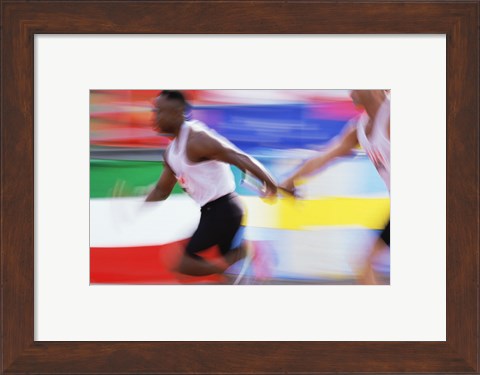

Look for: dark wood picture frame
[1,1,479,374]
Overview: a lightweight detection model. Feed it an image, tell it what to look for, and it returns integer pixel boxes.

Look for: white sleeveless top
[356,98,391,191]
[165,120,236,206]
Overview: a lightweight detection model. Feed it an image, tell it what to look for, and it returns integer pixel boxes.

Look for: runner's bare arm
[145,161,177,202]
[281,122,358,192]
[187,131,277,195]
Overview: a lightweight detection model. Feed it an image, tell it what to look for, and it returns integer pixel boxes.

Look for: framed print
[1,1,478,374]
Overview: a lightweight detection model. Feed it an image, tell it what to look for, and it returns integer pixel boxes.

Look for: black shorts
[380,219,390,246]
[185,193,245,258]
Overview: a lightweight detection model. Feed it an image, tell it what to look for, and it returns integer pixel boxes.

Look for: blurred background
[90,90,390,284]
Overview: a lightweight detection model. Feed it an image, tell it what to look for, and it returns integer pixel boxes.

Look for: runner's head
[350,90,386,109]
[153,90,187,134]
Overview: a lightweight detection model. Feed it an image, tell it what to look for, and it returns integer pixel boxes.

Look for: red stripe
[90,240,225,284]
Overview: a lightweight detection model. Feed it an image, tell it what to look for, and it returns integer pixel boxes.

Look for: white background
[35,35,446,341]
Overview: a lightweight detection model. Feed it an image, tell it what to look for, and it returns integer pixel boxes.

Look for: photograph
[90,89,391,285]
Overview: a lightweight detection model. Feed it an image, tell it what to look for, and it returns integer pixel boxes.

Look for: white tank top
[165,121,236,206]
[356,98,391,191]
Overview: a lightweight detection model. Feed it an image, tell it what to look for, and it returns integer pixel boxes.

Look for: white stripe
[90,196,200,247]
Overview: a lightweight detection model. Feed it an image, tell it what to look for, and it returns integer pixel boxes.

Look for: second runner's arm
[280,122,359,193]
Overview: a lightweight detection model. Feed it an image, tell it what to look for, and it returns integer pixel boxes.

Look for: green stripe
[91,159,251,199]
[90,159,185,198]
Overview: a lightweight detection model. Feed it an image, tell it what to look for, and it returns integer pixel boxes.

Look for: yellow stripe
[240,196,390,230]
[239,196,280,228]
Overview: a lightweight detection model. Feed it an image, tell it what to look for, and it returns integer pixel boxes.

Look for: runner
[146,90,278,278]
[281,90,390,284]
